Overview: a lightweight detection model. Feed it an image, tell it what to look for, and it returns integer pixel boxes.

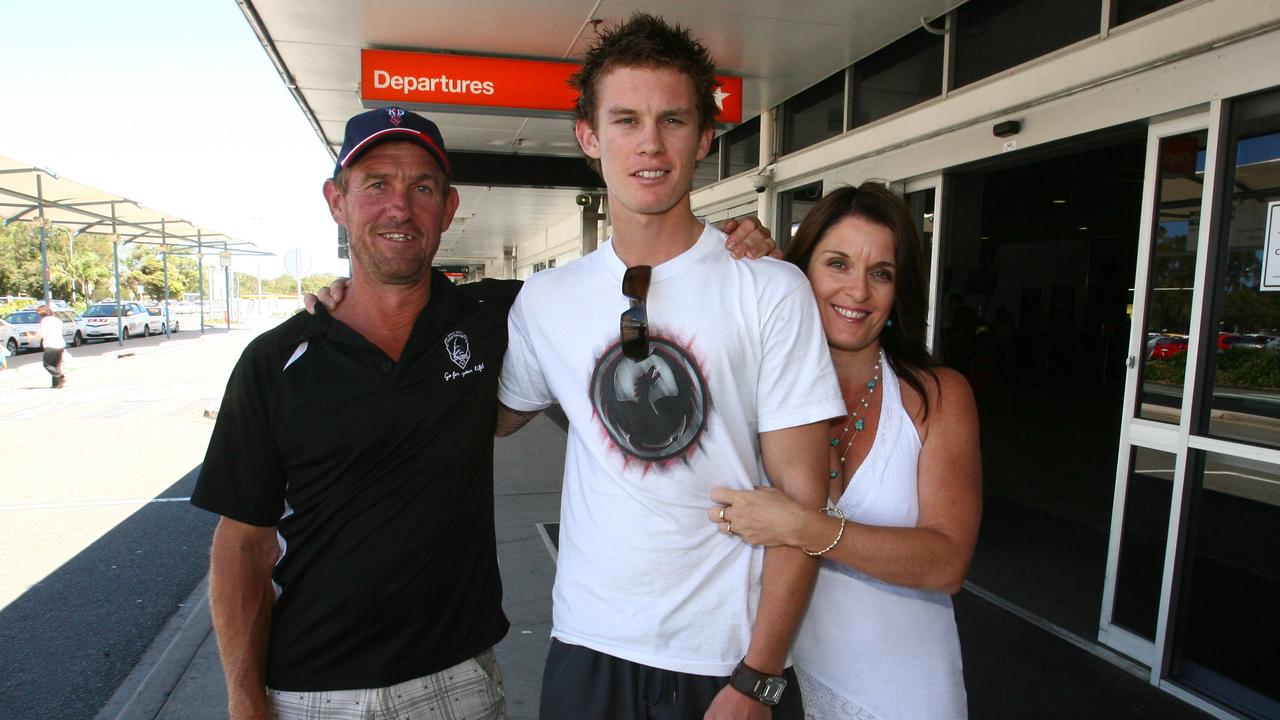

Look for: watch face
[759,677,787,705]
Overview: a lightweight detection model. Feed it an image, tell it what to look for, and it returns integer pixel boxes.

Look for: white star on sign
[713,87,730,111]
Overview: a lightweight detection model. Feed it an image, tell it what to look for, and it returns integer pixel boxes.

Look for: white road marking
[0,497,193,512]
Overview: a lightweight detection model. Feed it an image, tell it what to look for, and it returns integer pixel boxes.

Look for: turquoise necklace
[828,353,882,481]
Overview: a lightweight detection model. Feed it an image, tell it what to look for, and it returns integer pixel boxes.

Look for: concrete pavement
[10,327,1214,719]
[87,407,1218,720]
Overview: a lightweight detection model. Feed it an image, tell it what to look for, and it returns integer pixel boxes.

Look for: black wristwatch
[729,659,787,706]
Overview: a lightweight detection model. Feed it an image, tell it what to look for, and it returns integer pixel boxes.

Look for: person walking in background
[710,183,982,720]
[37,304,66,388]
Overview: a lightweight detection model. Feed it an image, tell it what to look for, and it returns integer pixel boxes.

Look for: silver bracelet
[803,501,846,557]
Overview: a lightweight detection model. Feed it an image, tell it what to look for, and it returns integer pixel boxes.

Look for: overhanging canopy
[0,155,262,255]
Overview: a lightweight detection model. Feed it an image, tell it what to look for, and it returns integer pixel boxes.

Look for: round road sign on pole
[283,248,312,279]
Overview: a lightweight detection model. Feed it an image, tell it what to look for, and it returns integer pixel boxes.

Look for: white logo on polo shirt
[444,331,471,369]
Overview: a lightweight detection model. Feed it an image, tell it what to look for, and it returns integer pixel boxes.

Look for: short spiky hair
[571,12,719,134]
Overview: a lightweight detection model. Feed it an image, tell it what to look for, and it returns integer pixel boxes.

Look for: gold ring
[718,506,727,522]
[726,521,735,536]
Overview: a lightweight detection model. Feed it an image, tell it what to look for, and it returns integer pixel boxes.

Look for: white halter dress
[793,360,967,720]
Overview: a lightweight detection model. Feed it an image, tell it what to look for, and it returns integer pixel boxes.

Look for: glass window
[1112,0,1184,26]
[724,116,761,179]
[952,0,1102,89]
[1203,90,1280,450]
[851,28,944,128]
[693,137,721,190]
[776,182,824,252]
[1172,450,1280,716]
[1137,131,1207,424]
[1111,446,1175,640]
[904,187,936,293]
[781,71,845,155]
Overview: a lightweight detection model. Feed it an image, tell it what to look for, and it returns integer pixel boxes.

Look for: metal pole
[224,260,231,329]
[37,175,50,303]
[197,231,205,334]
[161,218,171,338]
[111,203,122,346]
[66,228,76,304]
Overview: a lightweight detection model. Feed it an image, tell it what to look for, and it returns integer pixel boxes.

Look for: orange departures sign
[361,49,743,124]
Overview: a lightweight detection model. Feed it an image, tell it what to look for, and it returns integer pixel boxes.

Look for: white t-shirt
[40,315,65,350]
[499,223,844,675]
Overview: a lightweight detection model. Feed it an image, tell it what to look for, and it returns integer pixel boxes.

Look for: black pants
[43,348,64,387]
[539,639,803,720]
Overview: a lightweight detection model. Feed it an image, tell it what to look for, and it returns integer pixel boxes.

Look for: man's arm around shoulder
[496,402,541,437]
[706,421,829,719]
[209,517,280,720]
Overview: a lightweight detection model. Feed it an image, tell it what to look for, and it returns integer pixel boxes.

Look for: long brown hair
[785,182,939,415]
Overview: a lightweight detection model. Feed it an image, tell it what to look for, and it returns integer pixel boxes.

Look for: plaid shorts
[268,649,505,720]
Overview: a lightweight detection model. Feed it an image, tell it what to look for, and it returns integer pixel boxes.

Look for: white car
[81,302,151,341]
[146,306,180,334]
[2,309,86,351]
[1,318,20,356]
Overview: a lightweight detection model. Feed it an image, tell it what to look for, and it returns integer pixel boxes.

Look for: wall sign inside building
[1264,200,1280,292]
[360,49,743,124]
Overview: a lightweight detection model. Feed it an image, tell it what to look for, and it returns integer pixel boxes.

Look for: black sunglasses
[620,265,652,361]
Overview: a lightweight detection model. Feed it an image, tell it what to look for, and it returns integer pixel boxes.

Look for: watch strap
[729,659,787,706]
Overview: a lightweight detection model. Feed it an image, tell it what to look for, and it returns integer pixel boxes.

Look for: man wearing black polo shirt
[192,108,514,720]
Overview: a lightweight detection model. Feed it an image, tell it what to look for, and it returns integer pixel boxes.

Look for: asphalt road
[0,318,276,720]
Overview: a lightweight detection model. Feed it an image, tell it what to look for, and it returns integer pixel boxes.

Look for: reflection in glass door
[904,178,942,352]
[1135,131,1208,425]
[1169,87,1280,719]
[777,181,823,251]
[1101,113,1213,668]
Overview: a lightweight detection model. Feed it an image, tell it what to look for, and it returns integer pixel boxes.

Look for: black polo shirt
[192,270,520,691]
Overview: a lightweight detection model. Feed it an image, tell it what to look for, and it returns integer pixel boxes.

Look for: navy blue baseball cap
[333,107,452,178]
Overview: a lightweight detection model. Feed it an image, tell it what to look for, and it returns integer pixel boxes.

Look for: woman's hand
[303,277,350,314]
[708,486,811,547]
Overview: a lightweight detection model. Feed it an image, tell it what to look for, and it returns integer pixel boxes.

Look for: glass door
[1099,111,1218,666]
[904,175,943,353]
[1166,88,1280,719]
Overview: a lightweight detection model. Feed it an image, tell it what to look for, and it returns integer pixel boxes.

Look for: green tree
[50,232,113,304]
[254,273,338,296]
[124,244,202,300]
[0,223,44,297]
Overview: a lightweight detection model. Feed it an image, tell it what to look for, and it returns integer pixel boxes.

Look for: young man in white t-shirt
[37,304,66,389]
[496,13,843,719]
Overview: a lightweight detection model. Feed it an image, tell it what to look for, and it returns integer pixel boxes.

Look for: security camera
[575,193,594,207]
[750,174,770,193]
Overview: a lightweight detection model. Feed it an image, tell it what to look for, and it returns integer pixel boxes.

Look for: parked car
[1223,334,1271,350]
[1149,335,1188,360]
[0,317,19,356]
[81,302,150,340]
[2,309,85,351]
[146,305,180,334]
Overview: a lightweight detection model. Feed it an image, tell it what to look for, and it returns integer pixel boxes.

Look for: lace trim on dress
[796,667,880,720]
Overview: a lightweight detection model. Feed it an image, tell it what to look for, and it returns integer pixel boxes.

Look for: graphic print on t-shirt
[589,336,708,465]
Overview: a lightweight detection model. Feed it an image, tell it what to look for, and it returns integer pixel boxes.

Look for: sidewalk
[94,413,1214,720]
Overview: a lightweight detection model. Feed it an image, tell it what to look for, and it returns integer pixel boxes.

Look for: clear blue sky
[0,0,344,277]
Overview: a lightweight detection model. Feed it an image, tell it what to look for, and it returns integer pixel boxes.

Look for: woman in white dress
[709,183,982,720]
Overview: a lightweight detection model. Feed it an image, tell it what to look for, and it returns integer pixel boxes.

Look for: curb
[94,576,213,720]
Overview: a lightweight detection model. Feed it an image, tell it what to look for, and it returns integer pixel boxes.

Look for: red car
[1149,335,1189,359]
